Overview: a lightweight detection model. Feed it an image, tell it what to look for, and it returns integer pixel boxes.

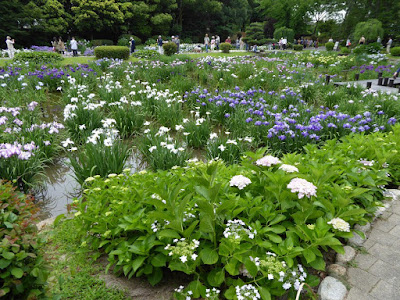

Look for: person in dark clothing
[130,37,136,53]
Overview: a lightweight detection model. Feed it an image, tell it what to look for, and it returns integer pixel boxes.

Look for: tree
[71,0,124,39]
[243,22,266,45]
[353,19,384,42]
[273,26,294,42]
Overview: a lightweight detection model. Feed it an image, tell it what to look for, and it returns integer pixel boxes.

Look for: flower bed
[71,126,400,299]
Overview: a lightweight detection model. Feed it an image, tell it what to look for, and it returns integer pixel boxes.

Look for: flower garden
[1,51,400,299]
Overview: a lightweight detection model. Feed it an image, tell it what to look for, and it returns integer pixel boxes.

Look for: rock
[387,189,400,201]
[318,276,347,300]
[354,223,371,235]
[337,246,356,264]
[348,231,366,247]
[36,217,56,231]
[327,264,347,277]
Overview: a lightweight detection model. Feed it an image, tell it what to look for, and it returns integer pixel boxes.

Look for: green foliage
[220,42,232,53]
[163,42,178,56]
[340,47,351,54]
[91,39,114,46]
[145,38,157,46]
[293,44,303,51]
[244,22,266,46]
[391,47,400,56]
[273,27,295,43]
[67,141,131,184]
[353,42,383,54]
[353,19,384,43]
[119,34,142,45]
[94,46,130,60]
[131,50,160,59]
[325,42,334,51]
[117,37,129,46]
[0,181,48,298]
[71,126,400,298]
[13,51,63,64]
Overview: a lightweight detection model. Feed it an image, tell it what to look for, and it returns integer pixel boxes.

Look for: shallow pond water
[34,151,146,220]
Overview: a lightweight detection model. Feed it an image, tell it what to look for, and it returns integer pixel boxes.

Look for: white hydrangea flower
[279,164,299,173]
[287,178,317,199]
[256,155,281,167]
[230,175,251,190]
[328,218,350,232]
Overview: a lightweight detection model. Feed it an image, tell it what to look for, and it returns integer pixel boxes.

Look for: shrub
[145,38,157,46]
[340,47,351,54]
[220,42,232,53]
[0,181,48,298]
[117,37,129,47]
[94,46,130,60]
[72,125,400,298]
[131,50,160,59]
[325,42,335,51]
[273,27,295,44]
[353,19,384,43]
[91,39,114,46]
[13,51,63,64]
[119,34,142,45]
[353,42,383,54]
[391,47,400,56]
[293,44,303,51]
[163,42,178,56]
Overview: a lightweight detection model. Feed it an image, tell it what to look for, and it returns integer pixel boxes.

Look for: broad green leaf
[244,259,258,278]
[200,248,219,265]
[2,252,14,260]
[151,253,166,267]
[11,268,23,279]
[147,267,163,286]
[187,280,206,298]
[303,248,316,263]
[258,286,271,300]
[157,229,181,239]
[0,259,11,269]
[207,268,225,287]
[132,256,146,273]
[309,256,325,270]
[225,259,239,275]
[267,233,282,243]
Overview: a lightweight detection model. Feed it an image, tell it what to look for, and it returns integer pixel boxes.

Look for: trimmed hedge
[91,39,114,47]
[220,42,232,53]
[13,51,63,64]
[94,46,130,60]
[340,47,351,54]
[0,181,48,298]
[325,42,334,51]
[163,42,177,56]
[391,47,400,56]
[293,44,303,51]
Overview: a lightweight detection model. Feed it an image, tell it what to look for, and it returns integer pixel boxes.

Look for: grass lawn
[40,217,127,299]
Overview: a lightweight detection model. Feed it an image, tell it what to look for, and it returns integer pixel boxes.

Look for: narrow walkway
[346,190,400,299]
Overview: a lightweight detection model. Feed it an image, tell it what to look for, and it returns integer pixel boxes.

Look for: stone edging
[318,189,400,300]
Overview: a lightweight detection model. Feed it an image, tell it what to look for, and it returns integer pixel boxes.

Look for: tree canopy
[1,0,399,47]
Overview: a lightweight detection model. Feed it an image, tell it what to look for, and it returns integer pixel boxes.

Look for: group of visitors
[156,35,180,54]
[51,37,66,54]
[204,34,245,52]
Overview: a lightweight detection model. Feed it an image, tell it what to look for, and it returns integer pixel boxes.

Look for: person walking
[216,35,220,50]
[346,38,351,48]
[239,37,244,50]
[58,37,65,54]
[175,35,180,53]
[210,36,216,51]
[70,37,78,57]
[359,36,365,45]
[225,36,231,44]
[282,37,287,50]
[130,37,136,54]
[387,37,393,54]
[377,36,381,44]
[204,34,210,53]
[157,36,163,54]
[5,36,15,59]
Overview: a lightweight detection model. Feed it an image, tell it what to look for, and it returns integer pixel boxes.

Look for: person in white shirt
[5,36,15,59]
[282,37,287,50]
[387,38,393,54]
[204,34,210,53]
[70,37,78,56]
